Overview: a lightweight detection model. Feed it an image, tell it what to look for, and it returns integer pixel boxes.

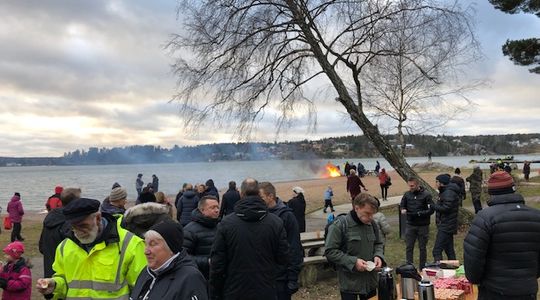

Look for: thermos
[396,263,422,300]
[418,280,435,300]
[378,267,396,300]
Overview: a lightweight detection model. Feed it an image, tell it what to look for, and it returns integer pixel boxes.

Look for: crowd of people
[0,161,538,300]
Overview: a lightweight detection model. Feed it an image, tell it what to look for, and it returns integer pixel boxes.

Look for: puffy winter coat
[464,193,540,299]
[400,187,434,226]
[0,258,32,300]
[7,195,24,223]
[431,183,460,234]
[38,208,71,278]
[287,194,306,233]
[346,175,365,199]
[183,209,219,279]
[268,199,303,286]
[129,249,208,300]
[177,190,199,226]
[209,195,289,300]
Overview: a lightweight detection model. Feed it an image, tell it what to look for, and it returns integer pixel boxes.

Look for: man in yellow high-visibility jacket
[36,198,146,299]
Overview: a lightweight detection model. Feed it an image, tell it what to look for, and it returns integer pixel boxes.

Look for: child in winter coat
[0,241,32,300]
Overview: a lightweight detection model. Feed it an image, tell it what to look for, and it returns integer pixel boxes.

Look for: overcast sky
[1,1,539,157]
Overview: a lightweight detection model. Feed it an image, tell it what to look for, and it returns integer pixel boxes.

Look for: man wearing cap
[464,171,540,300]
[36,198,146,299]
[430,173,460,262]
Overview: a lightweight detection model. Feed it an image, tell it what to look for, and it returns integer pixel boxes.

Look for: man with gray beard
[36,198,146,299]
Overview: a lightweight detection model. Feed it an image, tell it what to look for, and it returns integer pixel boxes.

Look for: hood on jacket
[182,190,197,199]
[122,203,172,237]
[439,182,461,194]
[43,208,66,228]
[234,195,268,222]
[488,193,525,207]
[10,195,20,202]
[268,198,291,215]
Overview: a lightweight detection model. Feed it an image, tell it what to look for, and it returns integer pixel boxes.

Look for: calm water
[1,154,537,210]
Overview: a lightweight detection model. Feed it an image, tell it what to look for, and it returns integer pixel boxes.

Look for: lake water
[1,154,537,210]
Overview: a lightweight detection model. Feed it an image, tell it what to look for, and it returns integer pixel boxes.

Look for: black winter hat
[149,220,184,254]
[436,174,451,185]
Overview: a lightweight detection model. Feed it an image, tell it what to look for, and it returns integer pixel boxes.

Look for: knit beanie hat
[436,174,451,185]
[488,171,515,195]
[149,220,184,254]
[109,187,127,202]
[3,241,24,259]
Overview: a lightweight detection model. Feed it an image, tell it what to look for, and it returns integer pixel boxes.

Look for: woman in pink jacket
[0,241,32,300]
[7,193,24,242]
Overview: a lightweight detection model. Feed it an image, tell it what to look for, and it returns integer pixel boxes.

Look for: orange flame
[325,163,341,178]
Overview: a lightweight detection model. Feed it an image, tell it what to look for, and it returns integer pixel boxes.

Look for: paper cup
[366,261,376,271]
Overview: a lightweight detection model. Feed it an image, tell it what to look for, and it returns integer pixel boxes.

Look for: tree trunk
[286,0,437,196]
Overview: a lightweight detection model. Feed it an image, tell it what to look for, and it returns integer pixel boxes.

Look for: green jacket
[466,168,483,194]
[324,212,385,294]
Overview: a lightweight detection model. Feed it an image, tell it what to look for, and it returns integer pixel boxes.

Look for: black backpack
[323,213,381,267]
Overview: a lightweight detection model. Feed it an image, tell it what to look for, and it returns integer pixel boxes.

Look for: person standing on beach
[219,181,241,218]
[209,178,289,300]
[151,174,159,192]
[400,177,433,269]
[46,186,63,212]
[466,166,483,214]
[183,195,220,279]
[177,183,200,226]
[323,185,335,213]
[135,173,143,200]
[0,241,32,300]
[523,161,531,181]
[288,187,306,233]
[260,182,303,300]
[377,168,390,201]
[7,192,24,242]
[346,169,368,200]
[39,188,81,283]
[374,161,380,176]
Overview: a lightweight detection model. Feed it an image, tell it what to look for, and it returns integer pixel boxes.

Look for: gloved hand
[0,277,7,289]
[287,280,299,294]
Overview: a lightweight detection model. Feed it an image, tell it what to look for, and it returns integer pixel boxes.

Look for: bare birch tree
[361,1,481,154]
[166,0,478,192]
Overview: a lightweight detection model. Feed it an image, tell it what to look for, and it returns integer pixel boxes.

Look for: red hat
[488,171,514,195]
[3,241,24,259]
[55,186,64,194]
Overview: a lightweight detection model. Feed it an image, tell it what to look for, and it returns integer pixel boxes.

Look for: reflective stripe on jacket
[52,220,146,300]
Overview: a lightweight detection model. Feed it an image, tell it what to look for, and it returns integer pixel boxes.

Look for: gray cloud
[0,0,539,157]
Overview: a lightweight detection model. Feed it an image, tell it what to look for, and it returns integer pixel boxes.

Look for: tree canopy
[489,0,540,73]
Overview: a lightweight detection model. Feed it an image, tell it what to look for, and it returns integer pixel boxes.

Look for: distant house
[405,144,415,150]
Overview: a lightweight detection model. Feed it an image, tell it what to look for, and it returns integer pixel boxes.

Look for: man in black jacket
[259,182,303,300]
[184,195,220,279]
[219,181,240,218]
[209,178,289,300]
[464,171,540,300]
[38,188,81,282]
[400,177,433,269]
[431,174,460,262]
